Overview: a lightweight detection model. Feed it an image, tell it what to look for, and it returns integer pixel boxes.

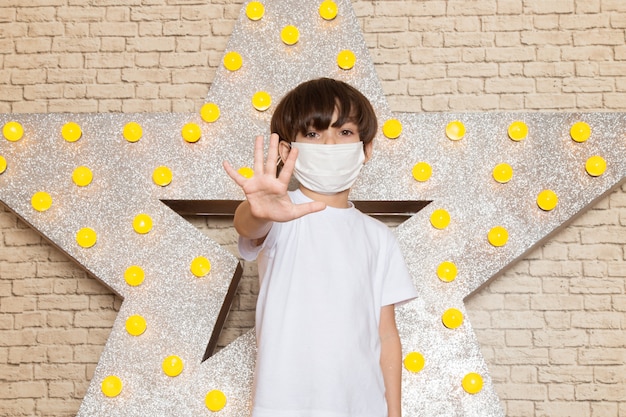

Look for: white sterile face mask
[291,142,366,195]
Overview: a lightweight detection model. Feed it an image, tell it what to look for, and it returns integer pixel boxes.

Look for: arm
[379,304,402,417]
[223,133,326,241]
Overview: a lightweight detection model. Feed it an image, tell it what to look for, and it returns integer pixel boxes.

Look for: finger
[222,160,247,187]
[291,201,326,219]
[265,133,280,174]
[277,145,297,184]
[253,135,265,174]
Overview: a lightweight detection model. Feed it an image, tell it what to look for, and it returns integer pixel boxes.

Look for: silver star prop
[0,1,624,416]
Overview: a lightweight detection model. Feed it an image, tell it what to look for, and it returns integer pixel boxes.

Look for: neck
[299,186,351,208]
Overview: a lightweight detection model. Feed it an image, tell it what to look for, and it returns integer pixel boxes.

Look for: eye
[340,129,354,136]
[304,131,320,139]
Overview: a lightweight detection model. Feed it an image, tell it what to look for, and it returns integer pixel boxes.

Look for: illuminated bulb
[585,155,606,177]
[205,390,227,412]
[31,191,52,212]
[252,91,272,111]
[0,155,6,174]
[72,166,93,187]
[492,163,513,184]
[123,122,143,142]
[382,119,402,139]
[537,189,558,211]
[101,375,123,397]
[462,373,484,394]
[200,103,220,123]
[62,122,82,142]
[507,120,528,141]
[3,121,24,142]
[162,355,184,377]
[181,122,202,143]
[281,25,299,45]
[125,315,147,336]
[337,50,356,70]
[430,208,450,230]
[237,166,254,179]
[437,261,457,283]
[403,351,425,373]
[319,0,338,20]
[412,162,432,182]
[152,166,173,187]
[488,226,508,247]
[223,51,243,71]
[245,1,265,20]
[124,265,145,287]
[133,213,153,234]
[76,227,97,248]
[442,308,464,329]
[191,256,212,277]
[445,121,465,141]
[570,121,591,143]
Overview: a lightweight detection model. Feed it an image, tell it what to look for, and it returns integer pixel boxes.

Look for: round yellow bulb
[237,166,254,179]
[507,121,528,141]
[162,355,184,377]
[488,226,508,247]
[281,25,299,45]
[462,372,484,394]
[382,119,402,139]
[200,103,220,123]
[319,0,338,20]
[125,315,147,336]
[223,51,243,71]
[124,265,145,287]
[412,162,432,182]
[123,122,143,143]
[152,166,173,187]
[191,256,212,278]
[337,50,356,70]
[76,227,97,248]
[585,155,606,177]
[442,308,464,329]
[492,163,513,184]
[252,91,272,111]
[570,121,591,143]
[445,121,465,141]
[72,166,93,187]
[62,122,82,142]
[403,351,425,373]
[0,155,6,174]
[205,389,227,412]
[537,189,558,211]
[3,121,24,142]
[437,261,457,283]
[181,122,202,143]
[133,213,153,234]
[430,208,450,230]
[31,191,52,212]
[246,1,265,20]
[101,375,123,398]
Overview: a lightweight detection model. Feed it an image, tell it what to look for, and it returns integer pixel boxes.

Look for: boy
[223,78,417,417]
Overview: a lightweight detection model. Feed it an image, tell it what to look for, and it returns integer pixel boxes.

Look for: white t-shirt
[239,190,418,417]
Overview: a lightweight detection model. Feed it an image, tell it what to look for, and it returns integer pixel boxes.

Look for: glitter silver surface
[0,1,625,416]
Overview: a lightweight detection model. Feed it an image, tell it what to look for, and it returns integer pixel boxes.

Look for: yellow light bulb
[76,227,97,248]
[223,51,243,71]
[200,103,220,123]
[412,162,432,182]
[442,308,464,329]
[507,120,528,141]
[430,208,450,230]
[237,166,254,179]
[101,375,123,397]
[62,122,82,142]
[462,372,484,394]
[403,351,425,373]
[191,256,212,277]
[124,265,145,287]
[337,50,356,70]
[162,355,184,377]
[570,121,591,143]
[125,315,147,336]
[205,389,227,412]
[281,25,299,45]
[437,261,457,283]
[31,191,52,212]
[445,120,465,141]
[152,166,173,187]
[537,189,558,211]
[133,213,153,234]
[382,119,402,139]
[0,155,6,174]
[181,122,202,143]
[72,166,93,187]
[123,121,143,143]
[3,121,24,142]
[252,91,272,111]
[585,155,606,177]
[488,226,508,247]
[319,0,338,20]
[245,1,265,20]
[492,163,513,184]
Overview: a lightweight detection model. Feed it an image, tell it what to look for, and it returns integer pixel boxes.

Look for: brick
[571,312,621,329]
[576,383,626,401]
[525,94,576,109]
[0,381,46,399]
[0,364,34,381]
[8,346,47,364]
[36,329,88,345]
[535,401,591,417]
[526,0,574,14]
[530,295,583,311]
[533,330,587,347]
[497,383,547,400]
[90,22,138,36]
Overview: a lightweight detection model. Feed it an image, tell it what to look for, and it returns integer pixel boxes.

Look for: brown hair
[270,78,378,145]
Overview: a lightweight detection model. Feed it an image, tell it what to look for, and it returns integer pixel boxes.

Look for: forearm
[233,200,272,240]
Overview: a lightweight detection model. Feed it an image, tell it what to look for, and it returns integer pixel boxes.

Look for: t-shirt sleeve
[380,232,419,307]
[238,235,263,261]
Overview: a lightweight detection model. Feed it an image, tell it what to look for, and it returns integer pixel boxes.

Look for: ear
[278,140,292,164]
[363,141,374,163]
